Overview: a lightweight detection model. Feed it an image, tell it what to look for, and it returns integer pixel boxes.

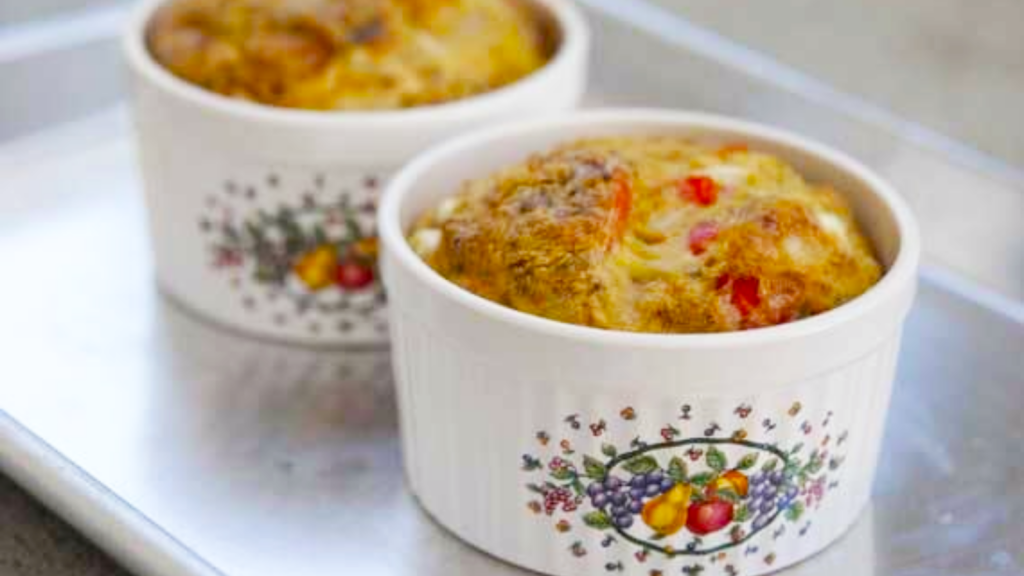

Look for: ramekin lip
[378,109,922,350]
[121,0,589,128]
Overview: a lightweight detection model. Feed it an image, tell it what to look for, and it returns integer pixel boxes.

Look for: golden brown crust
[411,137,884,334]
[147,0,550,110]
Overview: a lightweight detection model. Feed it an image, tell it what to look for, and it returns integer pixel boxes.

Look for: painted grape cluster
[747,470,798,532]
[587,470,676,530]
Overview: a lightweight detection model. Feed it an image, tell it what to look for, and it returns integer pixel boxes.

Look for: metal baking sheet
[1,3,1023,576]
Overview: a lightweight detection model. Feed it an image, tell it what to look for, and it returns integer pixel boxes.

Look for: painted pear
[641,483,692,536]
[294,245,337,291]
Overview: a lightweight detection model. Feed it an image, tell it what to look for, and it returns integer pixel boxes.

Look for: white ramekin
[123,0,589,346]
[380,110,920,576]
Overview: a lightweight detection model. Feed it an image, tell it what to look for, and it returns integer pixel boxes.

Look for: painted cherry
[686,498,734,535]
[336,261,375,290]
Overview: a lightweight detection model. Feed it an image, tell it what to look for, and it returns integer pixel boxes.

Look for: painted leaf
[804,455,824,475]
[790,442,804,455]
[734,503,751,522]
[583,511,613,530]
[313,226,329,245]
[689,472,715,487]
[601,443,618,458]
[583,455,608,480]
[345,217,363,241]
[668,456,688,483]
[785,501,805,522]
[784,459,802,479]
[762,459,779,473]
[550,467,575,481]
[622,455,659,476]
[706,446,727,472]
[736,452,759,471]
[571,478,586,497]
[714,487,741,503]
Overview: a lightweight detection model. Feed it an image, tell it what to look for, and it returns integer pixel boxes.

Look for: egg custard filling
[147,0,552,110]
[410,137,883,334]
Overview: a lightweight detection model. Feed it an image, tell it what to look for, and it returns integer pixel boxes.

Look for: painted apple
[336,261,375,290]
[686,498,734,535]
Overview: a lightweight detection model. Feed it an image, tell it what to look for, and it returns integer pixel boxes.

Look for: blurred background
[2,0,1022,163]
[0,1,1021,575]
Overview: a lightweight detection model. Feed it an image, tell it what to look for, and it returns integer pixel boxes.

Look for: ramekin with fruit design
[122,0,588,345]
[379,110,919,575]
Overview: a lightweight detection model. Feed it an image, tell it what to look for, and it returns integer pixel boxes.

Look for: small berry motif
[620,407,637,421]
[202,172,385,335]
[521,454,542,471]
[521,400,847,572]
[536,431,551,446]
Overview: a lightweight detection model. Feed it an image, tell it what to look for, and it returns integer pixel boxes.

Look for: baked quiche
[410,137,883,333]
[147,0,551,110]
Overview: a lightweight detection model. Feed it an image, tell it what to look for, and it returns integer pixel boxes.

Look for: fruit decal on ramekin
[201,172,387,335]
[522,402,847,573]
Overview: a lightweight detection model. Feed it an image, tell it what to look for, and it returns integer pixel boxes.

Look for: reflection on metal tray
[0,3,1022,576]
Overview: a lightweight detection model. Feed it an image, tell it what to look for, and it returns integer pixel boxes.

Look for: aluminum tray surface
[0,3,1023,576]
[1,119,1021,576]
